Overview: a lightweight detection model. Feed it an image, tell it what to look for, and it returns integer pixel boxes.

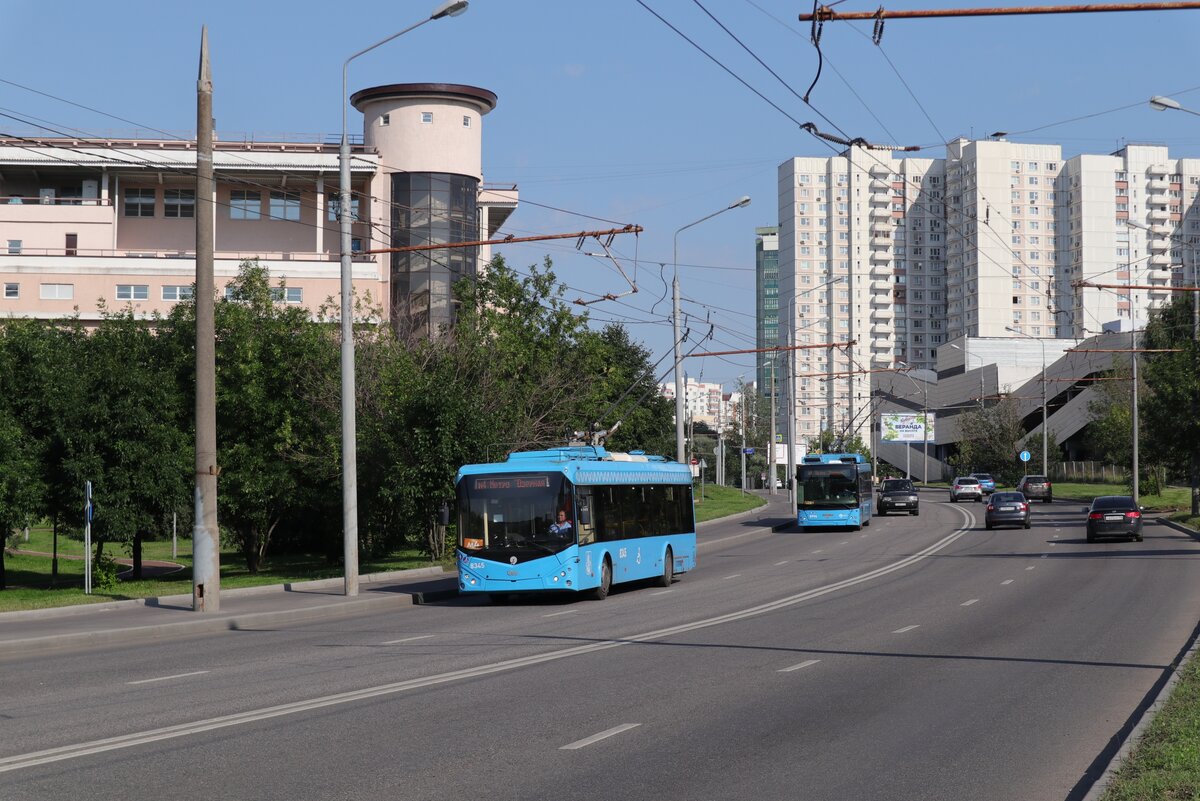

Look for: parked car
[949,476,983,503]
[877,478,920,516]
[985,491,1031,530]
[1018,475,1054,503]
[1085,495,1144,542]
[970,473,997,494]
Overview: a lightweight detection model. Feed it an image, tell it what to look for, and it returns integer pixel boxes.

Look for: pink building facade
[0,83,517,328]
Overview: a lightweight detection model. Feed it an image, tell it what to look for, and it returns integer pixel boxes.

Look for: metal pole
[334,3,467,595]
[1193,244,1199,515]
[83,480,92,595]
[673,273,685,463]
[1040,339,1048,477]
[788,297,798,509]
[734,393,744,494]
[193,28,220,612]
[1130,247,1139,503]
[769,364,777,494]
[923,384,929,484]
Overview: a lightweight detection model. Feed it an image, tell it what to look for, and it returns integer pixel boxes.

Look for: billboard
[881,412,935,443]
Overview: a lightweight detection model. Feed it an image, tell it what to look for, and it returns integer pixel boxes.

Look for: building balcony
[1147,179,1170,193]
[868,193,889,206]
[869,250,891,264]
[1151,224,1174,236]
[869,279,893,293]
[870,236,892,249]
[868,162,891,177]
[870,323,890,337]
[1148,238,1170,252]
[870,179,891,192]
[1148,207,1170,221]
[1147,163,1169,175]
[870,306,893,321]
[0,199,114,227]
[1148,252,1171,267]
[870,338,891,352]
[869,205,891,219]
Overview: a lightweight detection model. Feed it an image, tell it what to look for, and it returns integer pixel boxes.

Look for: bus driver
[549,510,573,538]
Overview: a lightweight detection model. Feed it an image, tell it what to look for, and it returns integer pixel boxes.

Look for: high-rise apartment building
[776,138,1192,446]
[755,226,780,397]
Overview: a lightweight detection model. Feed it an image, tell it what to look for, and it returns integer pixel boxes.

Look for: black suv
[877,478,919,516]
[1018,475,1053,503]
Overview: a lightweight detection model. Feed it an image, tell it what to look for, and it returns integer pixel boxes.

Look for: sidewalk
[0,567,459,661]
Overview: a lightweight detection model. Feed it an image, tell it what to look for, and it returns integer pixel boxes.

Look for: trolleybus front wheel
[591,557,612,600]
[657,547,674,588]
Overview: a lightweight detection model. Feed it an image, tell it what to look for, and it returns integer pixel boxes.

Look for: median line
[127,670,208,685]
[893,625,920,634]
[778,659,820,673]
[380,635,435,645]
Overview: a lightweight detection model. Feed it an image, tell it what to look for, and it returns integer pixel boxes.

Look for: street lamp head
[1150,95,1181,112]
[431,0,468,19]
[729,195,752,209]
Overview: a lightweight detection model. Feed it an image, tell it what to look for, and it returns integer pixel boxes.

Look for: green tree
[1141,295,1200,513]
[951,399,1026,485]
[0,328,45,589]
[163,261,341,572]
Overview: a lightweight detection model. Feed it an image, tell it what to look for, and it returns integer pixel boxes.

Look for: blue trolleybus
[796,453,873,531]
[455,446,697,600]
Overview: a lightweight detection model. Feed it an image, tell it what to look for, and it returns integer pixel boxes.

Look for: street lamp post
[672,196,751,463]
[339,0,468,596]
[1006,326,1048,478]
[896,363,930,484]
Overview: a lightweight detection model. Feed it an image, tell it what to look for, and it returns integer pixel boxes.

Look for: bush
[93,552,120,591]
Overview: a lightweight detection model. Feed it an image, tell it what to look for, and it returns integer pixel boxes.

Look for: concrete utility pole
[193,27,220,612]
[769,365,777,495]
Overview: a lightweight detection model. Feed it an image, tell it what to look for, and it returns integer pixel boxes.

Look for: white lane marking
[380,635,436,645]
[1041,554,1048,559]
[1002,579,1015,585]
[560,723,641,751]
[543,609,579,618]
[723,574,742,580]
[893,625,920,634]
[0,506,976,776]
[1053,534,1060,539]
[774,560,790,566]
[126,671,208,686]
[840,541,849,545]
[778,659,821,673]
[1026,566,1036,571]
[961,599,979,606]
[649,590,673,596]
[813,549,824,554]
[1049,542,1057,547]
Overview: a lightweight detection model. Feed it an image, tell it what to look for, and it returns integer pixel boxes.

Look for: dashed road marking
[649,589,673,596]
[380,635,436,645]
[774,560,790,566]
[1026,566,1035,571]
[127,671,209,686]
[961,599,979,606]
[542,609,579,618]
[893,625,920,634]
[723,574,742,580]
[1002,579,1015,585]
[560,724,641,750]
[779,659,821,673]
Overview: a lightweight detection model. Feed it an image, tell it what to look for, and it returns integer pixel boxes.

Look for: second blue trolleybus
[796,452,873,531]
[455,446,697,600]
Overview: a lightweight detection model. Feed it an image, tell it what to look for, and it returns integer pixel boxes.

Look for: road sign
[743,447,755,455]
[689,457,698,465]
[1019,450,1031,463]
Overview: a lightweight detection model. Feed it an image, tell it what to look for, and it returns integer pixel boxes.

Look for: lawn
[1101,649,1200,800]
[694,483,767,523]
[1045,482,1193,512]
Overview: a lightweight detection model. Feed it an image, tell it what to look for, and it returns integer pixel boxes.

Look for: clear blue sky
[5,0,1200,388]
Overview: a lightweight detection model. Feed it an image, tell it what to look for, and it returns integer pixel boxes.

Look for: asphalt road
[3,493,1199,801]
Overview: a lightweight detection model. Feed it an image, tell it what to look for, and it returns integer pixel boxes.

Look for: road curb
[1156,516,1200,541]
[1080,621,1200,800]
[0,566,447,622]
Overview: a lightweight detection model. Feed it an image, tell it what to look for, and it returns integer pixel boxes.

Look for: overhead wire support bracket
[800,122,921,152]
[801,2,1200,22]
[362,224,643,255]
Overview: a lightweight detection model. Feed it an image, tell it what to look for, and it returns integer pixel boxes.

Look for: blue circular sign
[1019,450,1031,463]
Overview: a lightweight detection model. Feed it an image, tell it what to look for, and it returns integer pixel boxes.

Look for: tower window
[462,115,471,128]
[421,112,433,124]
[380,113,390,126]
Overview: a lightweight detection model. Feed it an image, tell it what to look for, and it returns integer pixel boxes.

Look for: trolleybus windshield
[457,472,575,561]
[798,466,860,509]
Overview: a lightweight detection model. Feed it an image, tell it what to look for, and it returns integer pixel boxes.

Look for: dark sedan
[877,479,919,516]
[985,492,1031,530]
[1085,495,1144,542]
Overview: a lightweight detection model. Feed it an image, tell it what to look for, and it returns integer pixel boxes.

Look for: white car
[949,476,984,503]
